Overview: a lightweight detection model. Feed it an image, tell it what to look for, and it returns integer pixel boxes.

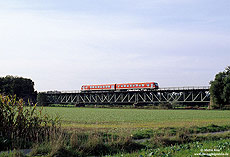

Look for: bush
[132,129,154,139]
[158,103,173,109]
[37,93,48,106]
[0,94,60,151]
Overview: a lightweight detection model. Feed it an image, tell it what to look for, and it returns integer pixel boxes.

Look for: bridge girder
[45,87,210,106]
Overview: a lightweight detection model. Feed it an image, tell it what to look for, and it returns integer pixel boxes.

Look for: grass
[2,104,230,156]
[42,107,230,129]
[116,138,230,157]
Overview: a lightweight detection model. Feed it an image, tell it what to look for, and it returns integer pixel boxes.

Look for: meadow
[1,100,230,156]
[42,107,230,129]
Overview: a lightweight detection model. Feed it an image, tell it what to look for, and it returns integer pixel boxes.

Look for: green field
[42,107,230,128]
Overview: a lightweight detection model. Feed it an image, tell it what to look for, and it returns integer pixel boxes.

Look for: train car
[81,84,116,91]
[116,82,158,90]
[81,82,159,91]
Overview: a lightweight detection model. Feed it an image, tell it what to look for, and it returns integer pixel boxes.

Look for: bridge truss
[44,86,210,106]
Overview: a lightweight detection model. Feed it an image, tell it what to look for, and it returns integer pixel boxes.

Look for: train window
[124,85,126,87]
[121,85,123,87]
[103,86,105,88]
[147,84,149,86]
[133,85,135,87]
[127,85,129,87]
[139,84,141,87]
[142,84,144,86]
[108,86,110,88]
[118,85,120,87]
[100,86,102,88]
[112,85,114,88]
[136,84,138,87]
[98,86,100,88]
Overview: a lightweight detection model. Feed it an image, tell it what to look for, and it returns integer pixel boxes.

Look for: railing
[158,86,210,91]
[60,90,81,93]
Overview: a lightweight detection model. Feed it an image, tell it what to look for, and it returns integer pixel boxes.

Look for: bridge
[43,86,210,106]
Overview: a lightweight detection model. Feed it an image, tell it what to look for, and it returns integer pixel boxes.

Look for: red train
[81,82,159,91]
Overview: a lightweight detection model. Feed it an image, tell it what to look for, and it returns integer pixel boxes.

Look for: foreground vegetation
[0,95,60,152]
[117,138,230,156]
[1,97,230,156]
[1,124,230,156]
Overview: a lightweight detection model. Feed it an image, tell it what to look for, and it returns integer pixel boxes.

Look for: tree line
[0,75,37,103]
[210,66,230,109]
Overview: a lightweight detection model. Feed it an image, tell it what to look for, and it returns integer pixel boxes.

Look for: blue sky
[0,0,230,91]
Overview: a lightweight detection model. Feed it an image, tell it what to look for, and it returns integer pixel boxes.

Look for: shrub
[0,94,60,151]
[158,103,173,109]
[132,129,154,139]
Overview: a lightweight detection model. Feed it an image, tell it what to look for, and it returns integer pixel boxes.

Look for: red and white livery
[81,82,159,91]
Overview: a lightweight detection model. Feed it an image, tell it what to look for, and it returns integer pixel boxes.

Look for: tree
[210,66,230,109]
[0,75,36,102]
[37,92,48,106]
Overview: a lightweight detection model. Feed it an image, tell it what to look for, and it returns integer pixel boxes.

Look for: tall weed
[0,95,60,151]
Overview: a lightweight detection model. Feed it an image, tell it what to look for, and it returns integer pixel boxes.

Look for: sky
[0,0,230,91]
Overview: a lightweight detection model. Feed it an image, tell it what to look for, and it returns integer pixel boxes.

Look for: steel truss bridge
[44,86,210,106]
